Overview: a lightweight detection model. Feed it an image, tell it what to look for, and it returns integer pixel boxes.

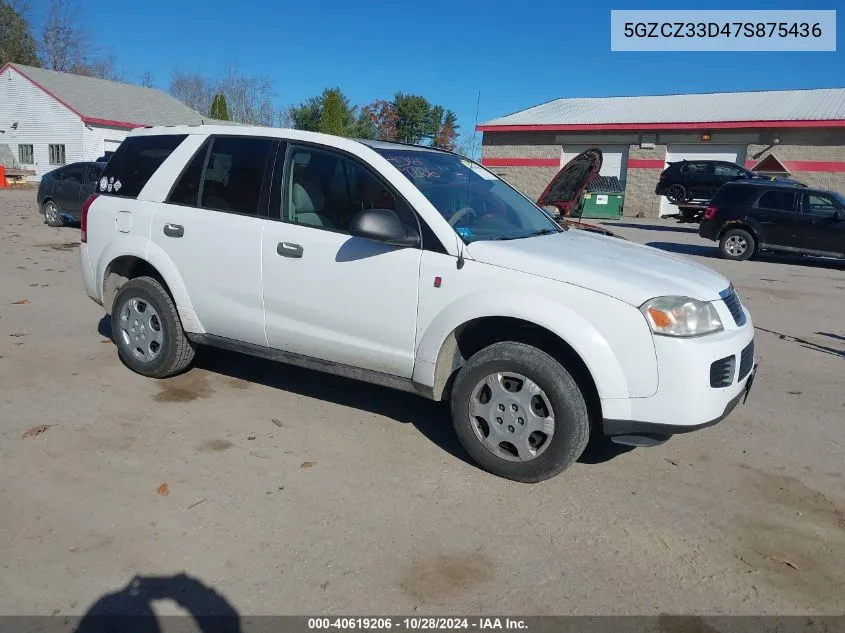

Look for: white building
[0,63,215,181]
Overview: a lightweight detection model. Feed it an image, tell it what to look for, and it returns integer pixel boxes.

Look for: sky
[25,0,845,146]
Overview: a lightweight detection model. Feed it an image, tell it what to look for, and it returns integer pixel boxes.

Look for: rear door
[151,135,277,346]
[680,162,715,199]
[81,163,103,207]
[56,164,86,217]
[797,191,845,255]
[753,188,799,247]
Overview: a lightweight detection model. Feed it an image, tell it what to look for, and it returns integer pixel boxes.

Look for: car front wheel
[450,341,590,482]
[111,276,195,378]
[719,228,756,261]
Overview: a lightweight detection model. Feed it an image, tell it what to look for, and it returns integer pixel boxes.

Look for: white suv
[80,126,756,482]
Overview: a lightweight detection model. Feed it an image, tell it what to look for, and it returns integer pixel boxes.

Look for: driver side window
[282,145,416,234]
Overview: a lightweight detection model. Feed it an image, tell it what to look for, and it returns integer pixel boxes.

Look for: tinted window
[200,136,274,215]
[62,164,85,184]
[168,141,209,207]
[804,194,839,216]
[715,164,743,177]
[682,162,712,174]
[283,145,416,233]
[757,190,796,212]
[711,185,754,206]
[86,163,104,184]
[99,135,187,198]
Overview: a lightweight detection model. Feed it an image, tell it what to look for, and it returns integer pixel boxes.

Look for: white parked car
[79,127,756,482]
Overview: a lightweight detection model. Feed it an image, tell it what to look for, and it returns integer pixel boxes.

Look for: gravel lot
[1,187,843,617]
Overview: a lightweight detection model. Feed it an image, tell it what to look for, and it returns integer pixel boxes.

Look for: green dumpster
[572,176,624,219]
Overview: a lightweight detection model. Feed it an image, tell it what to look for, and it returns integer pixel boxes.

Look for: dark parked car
[655,160,801,205]
[698,181,845,261]
[37,161,106,226]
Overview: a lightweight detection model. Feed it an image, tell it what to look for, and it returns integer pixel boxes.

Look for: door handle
[163,223,184,238]
[276,242,303,258]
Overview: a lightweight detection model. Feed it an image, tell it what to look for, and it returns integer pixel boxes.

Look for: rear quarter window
[99,135,187,198]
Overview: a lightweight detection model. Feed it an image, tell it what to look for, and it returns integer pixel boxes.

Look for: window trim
[272,140,447,254]
[18,144,34,165]
[165,134,278,219]
[48,144,66,166]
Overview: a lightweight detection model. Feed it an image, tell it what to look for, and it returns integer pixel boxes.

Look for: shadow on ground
[74,573,240,633]
[646,241,845,270]
[98,318,635,469]
[603,222,699,234]
[756,326,844,359]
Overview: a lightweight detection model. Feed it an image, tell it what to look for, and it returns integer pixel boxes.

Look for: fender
[96,236,206,334]
[413,289,657,401]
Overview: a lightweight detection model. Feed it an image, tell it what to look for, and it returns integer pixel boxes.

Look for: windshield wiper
[532,228,561,236]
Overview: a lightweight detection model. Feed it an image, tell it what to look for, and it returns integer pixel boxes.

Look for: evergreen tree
[209,93,229,120]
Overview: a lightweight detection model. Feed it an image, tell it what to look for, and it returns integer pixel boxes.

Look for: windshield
[372,148,561,242]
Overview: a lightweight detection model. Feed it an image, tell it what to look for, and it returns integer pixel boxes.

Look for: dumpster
[572,176,624,219]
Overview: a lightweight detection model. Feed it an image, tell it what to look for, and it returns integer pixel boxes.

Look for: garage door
[564,145,628,182]
[659,144,747,217]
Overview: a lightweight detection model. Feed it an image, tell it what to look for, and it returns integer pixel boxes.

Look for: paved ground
[1,187,843,617]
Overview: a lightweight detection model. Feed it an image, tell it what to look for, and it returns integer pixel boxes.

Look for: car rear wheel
[43,200,64,227]
[720,228,756,261]
[111,276,195,378]
[450,341,590,482]
[665,184,688,204]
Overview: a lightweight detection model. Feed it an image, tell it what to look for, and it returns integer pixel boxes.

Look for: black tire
[665,184,688,204]
[450,341,590,483]
[43,200,64,227]
[719,228,756,261]
[111,276,195,378]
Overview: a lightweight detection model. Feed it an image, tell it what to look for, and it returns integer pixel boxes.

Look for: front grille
[738,340,755,380]
[720,287,746,326]
[710,355,736,388]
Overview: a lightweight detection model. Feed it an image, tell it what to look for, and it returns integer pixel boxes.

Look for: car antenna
[457,90,481,270]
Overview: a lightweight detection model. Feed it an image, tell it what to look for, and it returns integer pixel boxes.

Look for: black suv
[655,160,799,204]
[37,161,106,226]
[698,181,845,261]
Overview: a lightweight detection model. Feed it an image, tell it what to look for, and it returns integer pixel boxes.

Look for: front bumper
[601,302,755,445]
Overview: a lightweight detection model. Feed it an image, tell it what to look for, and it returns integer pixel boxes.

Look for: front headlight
[640,296,723,337]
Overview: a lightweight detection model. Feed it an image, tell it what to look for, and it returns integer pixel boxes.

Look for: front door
[797,191,845,255]
[682,162,716,199]
[150,135,276,346]
[261,143,422,378]
[753,188,799,248]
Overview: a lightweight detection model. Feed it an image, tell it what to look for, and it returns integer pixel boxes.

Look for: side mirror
[349,208,420,247]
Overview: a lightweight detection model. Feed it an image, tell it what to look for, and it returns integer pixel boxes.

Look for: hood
[536,148,602,215]
[466,230,731,306]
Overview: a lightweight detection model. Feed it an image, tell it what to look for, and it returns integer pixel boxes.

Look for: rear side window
[168,141,210,207]
[682,162,712,174]
[757,190,796,212]
[61,164,85,184]
[99,135,187,198]
[200,136,275,215]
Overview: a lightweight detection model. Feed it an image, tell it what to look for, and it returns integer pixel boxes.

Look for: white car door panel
[262,222,421,377]
[150,206,267,345]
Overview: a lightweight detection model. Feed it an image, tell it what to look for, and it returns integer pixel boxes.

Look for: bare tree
[169,68,212,116]
[139,70,155,88]
[40,0,90,72]
[216,62,274,126]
